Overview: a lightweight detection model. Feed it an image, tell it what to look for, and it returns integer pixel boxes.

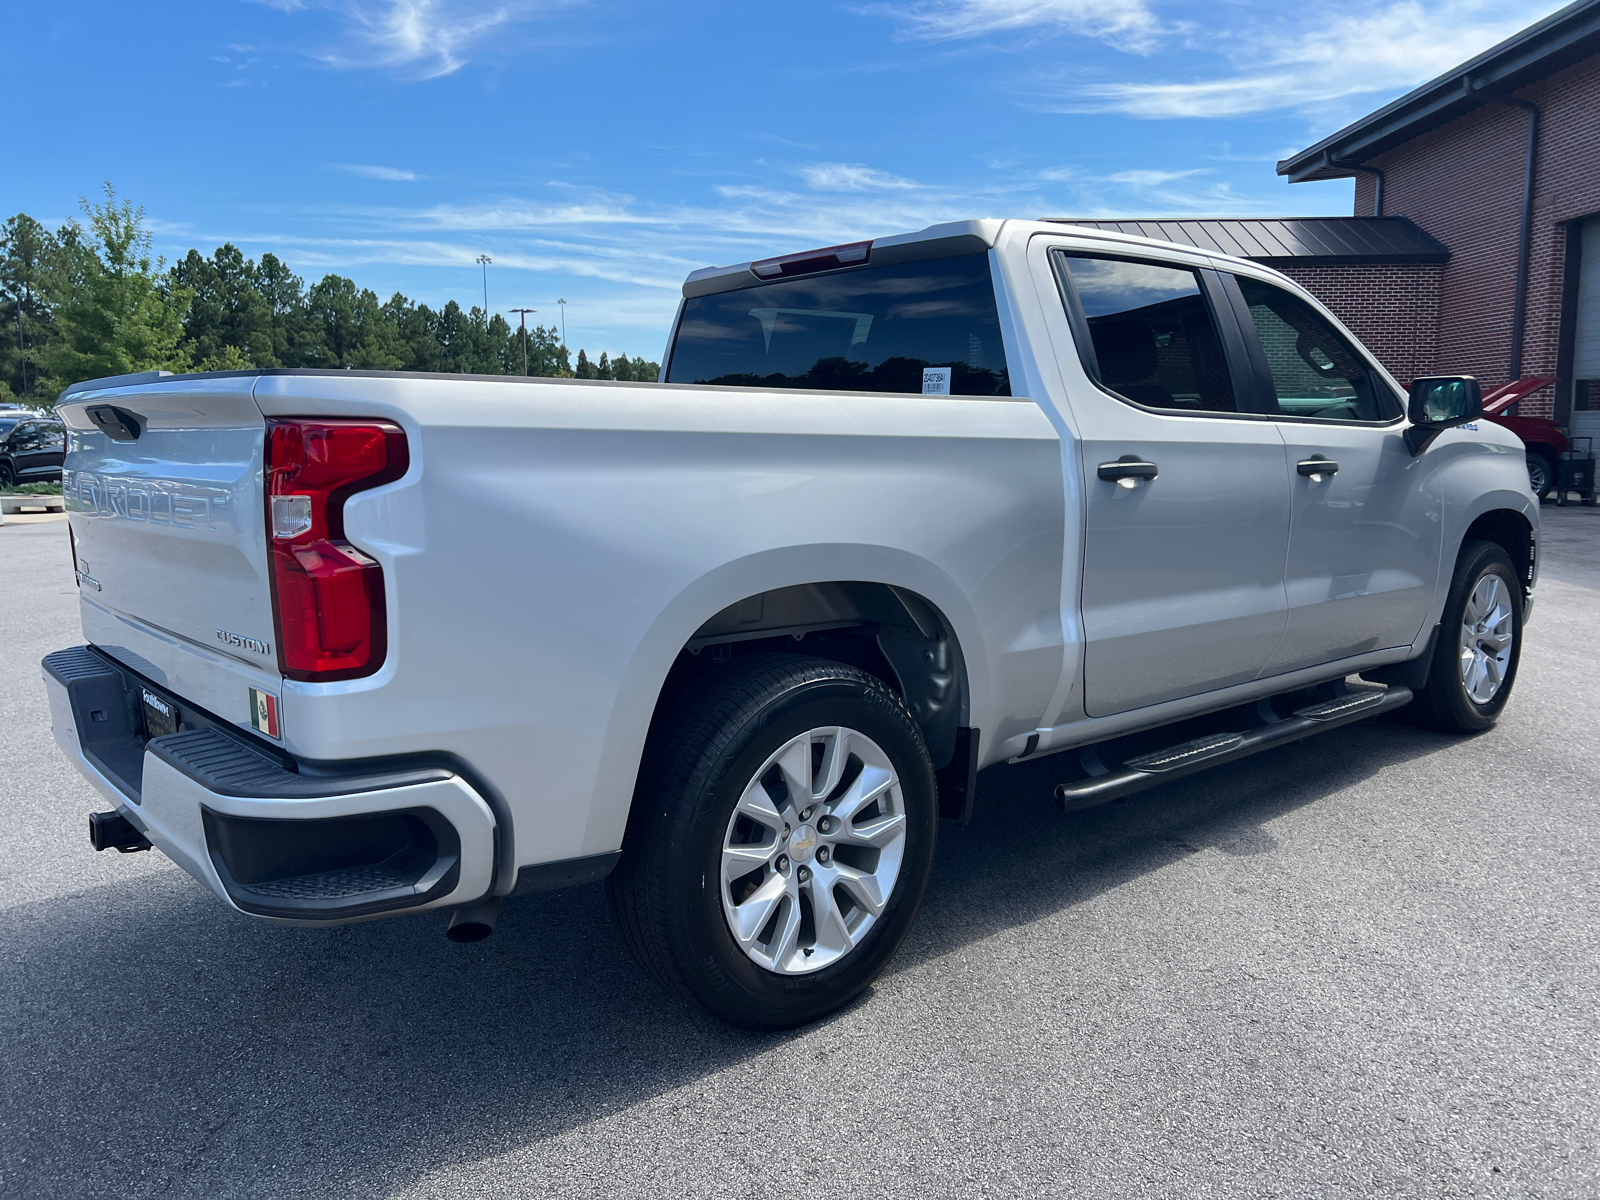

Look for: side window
[1055,252,1237,414]
[1235,276,1401,422]
[10,422,40,450]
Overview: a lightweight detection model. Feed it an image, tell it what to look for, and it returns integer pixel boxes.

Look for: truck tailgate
[58,375,280,726]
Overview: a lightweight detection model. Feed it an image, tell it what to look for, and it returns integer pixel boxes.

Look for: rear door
[1051,250,1293,717]
[1223,272,1440,674]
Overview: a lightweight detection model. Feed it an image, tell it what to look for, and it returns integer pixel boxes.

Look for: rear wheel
[1407,540,1523,733]
[1526,451,1556,500]
[607,654,937,1029]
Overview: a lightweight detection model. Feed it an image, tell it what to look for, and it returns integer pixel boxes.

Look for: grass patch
[5,482,63,495]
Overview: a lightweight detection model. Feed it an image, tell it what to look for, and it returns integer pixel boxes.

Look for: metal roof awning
[1277,0,1600,182]
[1042,217,1450,265]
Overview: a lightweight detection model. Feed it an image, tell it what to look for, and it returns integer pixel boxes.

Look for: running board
[1054,686,1412,813]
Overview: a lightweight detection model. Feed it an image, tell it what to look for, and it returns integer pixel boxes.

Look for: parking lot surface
[2,509,1597,1199]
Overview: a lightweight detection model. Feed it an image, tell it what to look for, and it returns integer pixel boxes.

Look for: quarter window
[1235,276,1400,422]
[1055,253,1237,414]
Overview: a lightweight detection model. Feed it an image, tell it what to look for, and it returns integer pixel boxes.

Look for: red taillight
[265,419,408,682]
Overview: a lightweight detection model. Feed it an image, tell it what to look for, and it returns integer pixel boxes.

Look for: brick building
[1061,1,1600,435]
[1277,0,1600,427]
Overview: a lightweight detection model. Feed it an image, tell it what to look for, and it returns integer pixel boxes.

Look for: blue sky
[4,0,1564,358]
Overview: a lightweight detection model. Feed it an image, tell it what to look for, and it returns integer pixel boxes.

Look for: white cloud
[1056,0,1559,117]
[797,163,919,191]
[264,0,564,79]
[339,163,419,180]
[1100,168,1205,186]
[872,0,1164,53]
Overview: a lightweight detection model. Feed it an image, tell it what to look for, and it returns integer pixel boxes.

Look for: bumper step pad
[243,863,415,901]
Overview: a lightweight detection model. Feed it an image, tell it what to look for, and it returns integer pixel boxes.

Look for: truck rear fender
[580,547,990,857]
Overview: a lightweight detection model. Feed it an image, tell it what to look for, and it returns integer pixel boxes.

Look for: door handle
[1297,456,1339,481]
[1098,457,1159,487]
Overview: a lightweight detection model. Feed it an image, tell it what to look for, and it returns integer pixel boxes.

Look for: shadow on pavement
[0,714,1458,1199]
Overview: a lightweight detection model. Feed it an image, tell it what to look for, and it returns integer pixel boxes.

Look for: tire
[606,653,938,1029]
[1526,452,1557,501]
[1406,540,1523,733]
[0,461,13,490]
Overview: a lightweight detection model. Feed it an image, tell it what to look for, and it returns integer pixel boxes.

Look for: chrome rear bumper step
[1055,686,1412,813]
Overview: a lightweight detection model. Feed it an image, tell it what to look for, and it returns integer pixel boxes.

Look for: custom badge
[249,688,281,739]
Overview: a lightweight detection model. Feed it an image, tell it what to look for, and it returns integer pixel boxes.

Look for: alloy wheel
[720,725,908,975]
[1458,573,1515,705]
[1526,456,1551,497]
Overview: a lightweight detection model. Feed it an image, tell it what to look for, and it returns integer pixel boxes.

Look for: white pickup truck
[46,219,1536,1028]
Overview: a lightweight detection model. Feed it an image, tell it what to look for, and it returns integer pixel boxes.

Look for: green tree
[305,274,404,370]
[0,214,92,403]
[526,324,567,376]
[169,243,278,368]
[575,348,594,379]
[44,185,190,386]
[257,253,316,366]
[383,292,442,373]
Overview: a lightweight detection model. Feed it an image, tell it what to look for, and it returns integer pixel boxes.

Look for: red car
[1480,377,1566,499]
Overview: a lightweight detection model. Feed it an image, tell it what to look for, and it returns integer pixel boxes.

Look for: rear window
[665,253,1011,396]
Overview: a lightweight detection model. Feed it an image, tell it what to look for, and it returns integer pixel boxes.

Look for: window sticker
[922,366,952,396]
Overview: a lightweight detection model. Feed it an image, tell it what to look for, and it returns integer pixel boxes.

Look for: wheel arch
[1461,507,1537,602]
[683,580,973,767]
[580,545,990,855]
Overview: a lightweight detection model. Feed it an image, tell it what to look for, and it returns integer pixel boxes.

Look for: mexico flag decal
[249,688,281,739]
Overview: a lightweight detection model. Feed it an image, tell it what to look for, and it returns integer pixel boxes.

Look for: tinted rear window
[666,253,1010,396]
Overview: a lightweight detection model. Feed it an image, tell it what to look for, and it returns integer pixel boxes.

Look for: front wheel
[0,461,14,490]
[607,654,938,1029]
[1406,540,1523,733]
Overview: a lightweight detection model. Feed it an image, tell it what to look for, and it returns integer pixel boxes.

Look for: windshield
[0,418,19,438]
[666,252,1010,396]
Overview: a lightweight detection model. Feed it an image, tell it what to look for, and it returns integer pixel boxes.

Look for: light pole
[556,298,567,349]
[476,254,492,324]
[510,308,536,376]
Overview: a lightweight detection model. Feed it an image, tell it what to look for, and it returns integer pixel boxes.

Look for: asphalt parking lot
[2,509,1597,1199]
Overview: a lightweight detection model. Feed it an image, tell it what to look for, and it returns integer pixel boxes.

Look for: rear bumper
[44,645,495,925]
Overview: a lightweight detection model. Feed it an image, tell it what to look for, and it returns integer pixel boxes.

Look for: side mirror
[1405,375,1482,455]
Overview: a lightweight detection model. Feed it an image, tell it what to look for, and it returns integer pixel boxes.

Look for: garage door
[1574,215,1600,443]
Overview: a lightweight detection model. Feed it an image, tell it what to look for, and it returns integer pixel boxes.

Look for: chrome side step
[1055,686,1411,813]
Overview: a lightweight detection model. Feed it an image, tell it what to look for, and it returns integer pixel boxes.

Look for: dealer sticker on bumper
[249,688,280,739]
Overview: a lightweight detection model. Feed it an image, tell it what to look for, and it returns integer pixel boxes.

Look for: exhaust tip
[445,896,503,943]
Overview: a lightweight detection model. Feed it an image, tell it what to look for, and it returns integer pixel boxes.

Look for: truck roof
[679,217,1268,298]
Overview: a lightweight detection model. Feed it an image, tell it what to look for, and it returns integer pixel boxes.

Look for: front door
[1053,251,1293,717]
[1227,273,1441,674]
